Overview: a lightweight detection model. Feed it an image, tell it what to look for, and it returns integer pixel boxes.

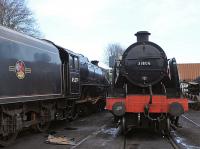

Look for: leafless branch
[0,0,42,38]
[104,43,124,65]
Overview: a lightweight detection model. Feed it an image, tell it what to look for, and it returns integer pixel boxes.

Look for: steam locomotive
[0,26,109,146]
[106,31,188,135]
[181,79,200,110]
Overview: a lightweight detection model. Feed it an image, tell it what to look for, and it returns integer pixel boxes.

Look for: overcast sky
[28,0,200,67]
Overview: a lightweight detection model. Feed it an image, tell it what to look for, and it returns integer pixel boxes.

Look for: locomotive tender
[0,26,109,146]
[106,31,188,134]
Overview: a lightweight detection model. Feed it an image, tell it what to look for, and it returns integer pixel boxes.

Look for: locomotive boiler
[0,26,109,146]
[106,31,188,135]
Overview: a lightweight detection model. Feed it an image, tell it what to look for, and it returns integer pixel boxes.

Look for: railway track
[169,114,200,149]
[181,115,200,128]
[122,129,180,149]
[165,135,180,149]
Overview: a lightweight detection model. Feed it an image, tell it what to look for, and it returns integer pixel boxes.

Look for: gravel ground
[172,110,200,149]
[5,111,113,149]
[3,111,178,149]
[5,109,200,149]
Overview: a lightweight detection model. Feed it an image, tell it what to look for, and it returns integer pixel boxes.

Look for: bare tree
[0,0,42,38]
[104,43,124,67]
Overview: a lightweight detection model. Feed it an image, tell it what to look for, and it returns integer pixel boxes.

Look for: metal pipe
[149,85,153,104]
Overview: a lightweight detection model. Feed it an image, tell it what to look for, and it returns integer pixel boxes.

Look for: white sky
[28,0,200,67]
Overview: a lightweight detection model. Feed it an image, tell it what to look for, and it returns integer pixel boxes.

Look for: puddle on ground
[79,119,86,122]
[102,127,120,138]
[172,131,200,149]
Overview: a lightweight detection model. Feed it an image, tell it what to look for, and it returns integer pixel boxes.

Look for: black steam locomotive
[0,26,109,146]
[106,31,188,135]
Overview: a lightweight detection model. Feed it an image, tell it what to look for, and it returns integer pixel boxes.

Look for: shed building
[177,63,200,82]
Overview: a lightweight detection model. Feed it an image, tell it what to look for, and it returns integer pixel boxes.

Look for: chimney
[91,60,99,66]
[135,31,151,42]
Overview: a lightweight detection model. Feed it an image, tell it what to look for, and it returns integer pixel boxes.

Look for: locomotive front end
[106,31,188,135]
[121,31,168,87]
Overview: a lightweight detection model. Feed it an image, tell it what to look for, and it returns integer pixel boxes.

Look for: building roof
[177,63,200,82]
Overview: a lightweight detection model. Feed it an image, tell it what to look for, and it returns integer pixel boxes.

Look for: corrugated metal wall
[177,63,200,82]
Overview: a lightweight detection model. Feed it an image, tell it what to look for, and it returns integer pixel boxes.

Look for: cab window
[74,57,79,69]
[69,55,74,68]
[69,55,79,69]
